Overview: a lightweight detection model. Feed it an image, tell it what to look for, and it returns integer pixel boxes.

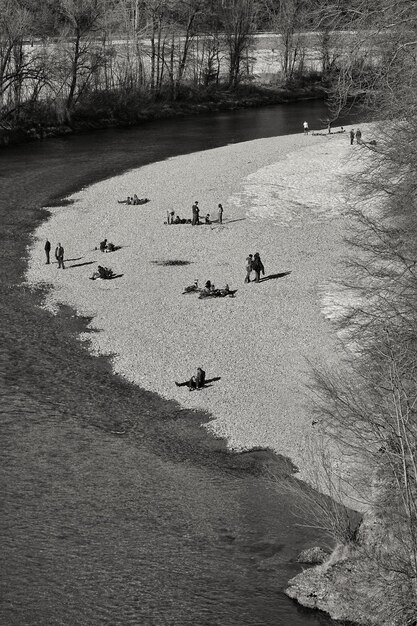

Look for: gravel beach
[26,127,365,483]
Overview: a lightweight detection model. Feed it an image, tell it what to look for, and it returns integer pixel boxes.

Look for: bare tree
[220,0,258,87]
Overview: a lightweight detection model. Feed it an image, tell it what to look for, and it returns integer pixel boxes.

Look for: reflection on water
[0,102,343,625]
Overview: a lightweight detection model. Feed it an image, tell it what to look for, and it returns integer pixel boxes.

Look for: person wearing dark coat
[192,201,199,225]
[55,243,65,269]
[252,252,265,282]
[175,367,206,391]
[44,240,51,264]
[350,129,355,145]
[196,367,206,389]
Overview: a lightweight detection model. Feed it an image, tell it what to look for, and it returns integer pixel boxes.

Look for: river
[0,101,350,625]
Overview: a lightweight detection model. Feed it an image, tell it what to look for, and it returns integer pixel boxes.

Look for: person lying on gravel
[118,196,149,205]
[199,283,237,298]
[183,280,199,293]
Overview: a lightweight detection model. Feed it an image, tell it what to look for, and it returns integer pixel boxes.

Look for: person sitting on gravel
[175,368,205,391]
[196,367,206,388]
[91,265,115,280]
[99,238,107,252]
[175,375,197,391]
[205,213,211,224]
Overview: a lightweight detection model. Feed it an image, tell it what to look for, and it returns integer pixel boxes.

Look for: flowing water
[0,102,352,625]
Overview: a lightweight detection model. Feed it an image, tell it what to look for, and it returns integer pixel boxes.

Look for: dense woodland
[0,0,381,131]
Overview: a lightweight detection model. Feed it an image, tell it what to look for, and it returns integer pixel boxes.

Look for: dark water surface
[1,103,343,625]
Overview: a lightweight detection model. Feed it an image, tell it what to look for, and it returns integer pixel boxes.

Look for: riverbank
[26,124,370,488]
[0,82,326,147]
[2,108,347,626]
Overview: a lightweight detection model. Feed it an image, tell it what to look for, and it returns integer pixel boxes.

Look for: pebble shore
[26,127,367,483]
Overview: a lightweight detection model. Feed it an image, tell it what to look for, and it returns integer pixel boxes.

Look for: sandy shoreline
[26,127,367,483]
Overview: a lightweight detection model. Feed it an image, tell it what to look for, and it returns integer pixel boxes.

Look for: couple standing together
[245,253,264,283]
[45,240,65,269]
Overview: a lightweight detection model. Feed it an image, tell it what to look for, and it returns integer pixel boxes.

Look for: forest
[0,0,379,133]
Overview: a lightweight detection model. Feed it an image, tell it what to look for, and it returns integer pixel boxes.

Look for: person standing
[303,121,309,135]
[350,129,355,145]
[218,203,223,224]
[55,242,65,269]
[44,239,51,264]
[252,252,265,283]
[192,200,199,225]
[244,254,253,283]
[355,128,362,144]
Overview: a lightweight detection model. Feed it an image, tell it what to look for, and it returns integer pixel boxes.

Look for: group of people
[166,202,223,226]
[175,367,206,391]
[191,201,223,226]
[90,265,115,280]
[245,253,265,283]
[44,237,120,271]
[350,128,362,145]
[99,239,117,253]
[45,240,65,269]
[118,195,149,205]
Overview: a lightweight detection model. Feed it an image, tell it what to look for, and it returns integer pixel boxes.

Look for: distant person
[175,375,197,391]
[133,194,139,205]
[303,121,309,135]
[192,201,199,225]
[244,254,253,283]
[252,252,265,283]
[218,203,224,224]
[196,367,206,389]
[44,239,51,264]
[55,243,65,269]
[99,238,107,252]
[356,128,362,144]
[205,213,211,224]
[327,120,332,133]
[350,129,355,145]
[203,280,212,293]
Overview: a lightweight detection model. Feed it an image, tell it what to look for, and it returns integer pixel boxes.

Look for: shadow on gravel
[67,261,95,268]
[259,271,291,282]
